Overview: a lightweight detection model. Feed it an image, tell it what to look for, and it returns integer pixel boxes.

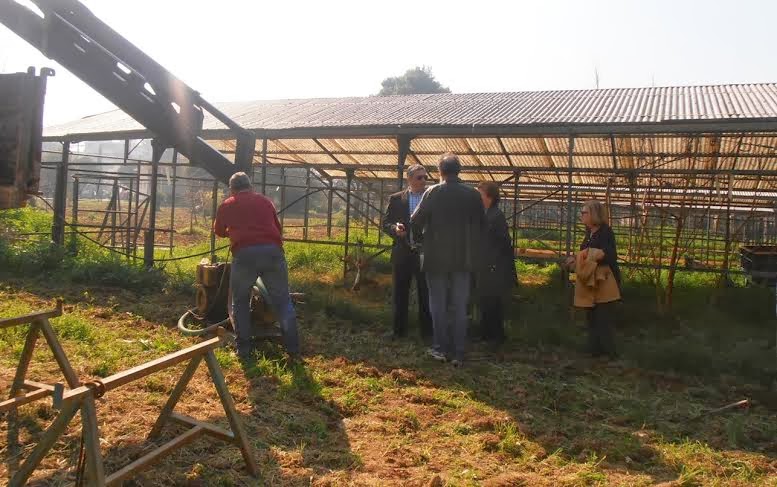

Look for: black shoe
[286,352,305,366]
[237,348,257,365]
[384,330,405,340]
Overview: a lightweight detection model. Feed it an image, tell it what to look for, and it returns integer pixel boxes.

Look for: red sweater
[213,191,283,252]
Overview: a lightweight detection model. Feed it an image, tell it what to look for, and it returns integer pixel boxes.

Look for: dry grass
[0,263,776,486]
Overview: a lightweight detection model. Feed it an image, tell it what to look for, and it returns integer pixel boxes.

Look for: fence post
[304,168,310,240]
[260,138,268,195]
[343,169,354,280]
[69,176,79,254]
[52,141,69,246]
[327,182,334,239]
[512,170,520,248]
[144,141,163,268]
[210,180,219,263]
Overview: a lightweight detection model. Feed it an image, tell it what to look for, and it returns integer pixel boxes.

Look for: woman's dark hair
[477,181,501,204]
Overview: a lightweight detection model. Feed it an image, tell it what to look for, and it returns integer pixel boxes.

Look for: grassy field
[1,208,776,486]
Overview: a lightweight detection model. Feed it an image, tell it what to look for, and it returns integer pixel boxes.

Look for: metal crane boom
[0,0,255,184]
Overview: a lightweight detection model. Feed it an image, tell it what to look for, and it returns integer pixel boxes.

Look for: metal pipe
[51,141,69,246]
[70,176,79,254]
[110,180,119,248]
[126,177,133,256]
[302,168,310,240]
[327,183,334,238]
[210,180,218,262]
[343,169,354,280]
[565,135,575,256]
[144,142,162,268]
[512,170,520,248]
[169,150,178,252]
[260,138,268,195]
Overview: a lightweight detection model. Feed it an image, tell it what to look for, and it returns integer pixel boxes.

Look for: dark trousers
[585,301,617,358]
[479,295,505,344]
[392,254,432,337]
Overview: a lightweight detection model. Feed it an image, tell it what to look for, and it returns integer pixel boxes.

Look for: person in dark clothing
[382,164,433,340]
[573,199,621,359]
[411,153,485,367]
[476,182,517,348]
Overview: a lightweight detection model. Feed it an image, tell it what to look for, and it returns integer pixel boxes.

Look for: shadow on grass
[3,258,776,485]
[289,270,777,484]
[1,348,356,487]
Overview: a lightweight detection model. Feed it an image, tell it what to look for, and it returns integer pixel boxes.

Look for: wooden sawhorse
[2,302,258,486]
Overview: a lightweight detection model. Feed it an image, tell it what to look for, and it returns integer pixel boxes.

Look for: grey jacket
[410,177,485,273]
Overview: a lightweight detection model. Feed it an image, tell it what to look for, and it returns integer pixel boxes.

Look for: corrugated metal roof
[44,83,777,138]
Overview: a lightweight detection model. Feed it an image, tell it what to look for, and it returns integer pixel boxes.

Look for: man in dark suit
[382,164,433,341]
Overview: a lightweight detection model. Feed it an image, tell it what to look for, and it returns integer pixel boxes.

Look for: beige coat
[574,248,621,308]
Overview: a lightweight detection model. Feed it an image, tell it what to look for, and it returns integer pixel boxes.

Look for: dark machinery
[0,67,51,209]
[740,245,777,287]
[178,261,298,342]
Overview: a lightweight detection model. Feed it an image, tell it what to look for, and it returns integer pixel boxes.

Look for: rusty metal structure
[31,86,777,289]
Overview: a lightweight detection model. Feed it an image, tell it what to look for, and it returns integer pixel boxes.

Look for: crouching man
[213,172,300,360]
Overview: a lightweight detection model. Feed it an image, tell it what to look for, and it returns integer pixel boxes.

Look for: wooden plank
[0,301,62,329]
[57,335,223,406]
[39,318,80,388]
[8,402,80,487]
[147,356,202,440]
[105,426,205,486]
[9,322,40,395]
[169,412,235,442]
[205,350,259,477]
[5,322,41,474]
[0,387,52,414]
[80,395,106,485]
[21,380,55,392]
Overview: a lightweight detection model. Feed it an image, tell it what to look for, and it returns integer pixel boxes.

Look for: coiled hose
[177,269,274,337]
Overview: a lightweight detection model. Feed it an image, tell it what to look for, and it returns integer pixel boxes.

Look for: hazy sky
[2,0,776,126]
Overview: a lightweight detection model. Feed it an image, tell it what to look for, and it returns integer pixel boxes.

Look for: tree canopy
[378,66,451,96]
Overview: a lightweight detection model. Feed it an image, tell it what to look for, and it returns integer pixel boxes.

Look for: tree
[378,66,451,96]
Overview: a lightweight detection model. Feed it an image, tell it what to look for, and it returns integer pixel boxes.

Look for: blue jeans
[426,271,471,361]
[230,244,299,355]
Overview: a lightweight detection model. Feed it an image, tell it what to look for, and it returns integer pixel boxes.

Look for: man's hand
[394,223,407,237]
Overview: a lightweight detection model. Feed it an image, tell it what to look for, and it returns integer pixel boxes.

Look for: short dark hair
[438,152,461,176]
[477,181,501,204]
[229,172,251,191]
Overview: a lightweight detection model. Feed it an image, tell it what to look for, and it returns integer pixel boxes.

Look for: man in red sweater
[214,172,300,360]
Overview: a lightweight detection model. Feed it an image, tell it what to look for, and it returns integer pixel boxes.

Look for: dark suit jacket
[477,205,518,297]
[410,178,485,273]
[382,189,419,263]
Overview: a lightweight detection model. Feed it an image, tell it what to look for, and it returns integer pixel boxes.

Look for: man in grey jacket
[410,152,485,367]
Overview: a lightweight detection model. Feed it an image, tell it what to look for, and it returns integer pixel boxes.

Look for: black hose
[177,309,231,337]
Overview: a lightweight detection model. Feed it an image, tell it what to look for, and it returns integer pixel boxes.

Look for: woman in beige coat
[569,200,621,359]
